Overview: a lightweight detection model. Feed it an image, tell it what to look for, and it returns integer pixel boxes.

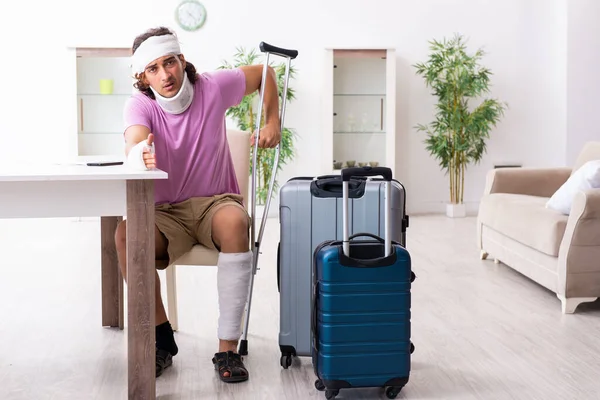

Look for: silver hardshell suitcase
[277,172,409,368]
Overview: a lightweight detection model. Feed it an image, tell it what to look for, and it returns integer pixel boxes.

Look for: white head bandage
[131,33,194,114]
[131,34,182,75]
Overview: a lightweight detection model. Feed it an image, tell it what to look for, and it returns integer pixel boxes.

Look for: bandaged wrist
[127,140,152,171]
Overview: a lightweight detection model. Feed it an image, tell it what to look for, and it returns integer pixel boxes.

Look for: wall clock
[175,0,207,32]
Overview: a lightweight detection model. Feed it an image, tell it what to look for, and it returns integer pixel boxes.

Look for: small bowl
[333,162,343,169]
[346,160,356,167]
[369,161,379,167]
[358,162,367,167]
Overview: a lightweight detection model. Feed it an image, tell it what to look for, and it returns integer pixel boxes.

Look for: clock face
[175,0,206,31]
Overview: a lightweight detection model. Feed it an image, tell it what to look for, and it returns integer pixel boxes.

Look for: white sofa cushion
[546,160,600,215]
[479,194,568,257]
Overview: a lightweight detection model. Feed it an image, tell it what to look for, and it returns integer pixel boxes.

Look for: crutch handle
[259,42,298,59]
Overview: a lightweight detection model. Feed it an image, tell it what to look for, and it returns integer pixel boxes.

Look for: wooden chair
[157,129,251,331]
[100,129,251,332]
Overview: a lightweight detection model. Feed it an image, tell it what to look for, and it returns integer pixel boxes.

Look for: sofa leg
[557,294,598,314]
[480,250,488,260]
[494,258,500,264]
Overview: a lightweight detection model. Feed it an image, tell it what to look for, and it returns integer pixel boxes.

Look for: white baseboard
[407,201,480,216]
[69,217,99,222]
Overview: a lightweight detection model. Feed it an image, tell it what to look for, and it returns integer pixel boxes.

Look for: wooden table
[0,159,167,399]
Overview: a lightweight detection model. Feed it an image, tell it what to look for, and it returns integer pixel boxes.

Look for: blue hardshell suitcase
[311,167,414,400]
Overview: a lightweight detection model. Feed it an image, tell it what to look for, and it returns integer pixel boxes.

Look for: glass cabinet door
[74,48,134,156]
[332,50,388,171]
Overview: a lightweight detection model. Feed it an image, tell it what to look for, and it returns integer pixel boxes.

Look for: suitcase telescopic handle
[342,166,393,257]
[341,166,392,182]
[259,42,298,59]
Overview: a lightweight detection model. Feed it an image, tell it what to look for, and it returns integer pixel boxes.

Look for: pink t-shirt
[123,68,246,205]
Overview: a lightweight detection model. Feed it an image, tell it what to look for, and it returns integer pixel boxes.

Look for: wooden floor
[1,214,600,400]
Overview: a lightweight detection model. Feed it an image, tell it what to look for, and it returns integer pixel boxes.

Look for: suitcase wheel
[315,380,403,399]
[315,380,339,399]
[410,341,415,354]
[385,386,403,399]
[314,379,325,391]
[280,353,292,369]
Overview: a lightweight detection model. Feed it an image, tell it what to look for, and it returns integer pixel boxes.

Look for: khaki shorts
[154,193,249,264]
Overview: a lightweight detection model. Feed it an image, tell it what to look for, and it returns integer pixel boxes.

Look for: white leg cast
[557,294,598,314]
[217,251,253,341]
[480,250,488,260]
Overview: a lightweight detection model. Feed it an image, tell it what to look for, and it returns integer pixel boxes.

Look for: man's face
[142,54,186,98]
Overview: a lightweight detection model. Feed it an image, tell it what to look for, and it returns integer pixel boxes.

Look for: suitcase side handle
[349,232,384,242]
[259,42,298,59]
[341,166,392,182]
[311,283,318,352]
[310,177,366,198]
[276,242,281,293]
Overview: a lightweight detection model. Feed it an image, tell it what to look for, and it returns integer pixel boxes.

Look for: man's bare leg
[115,220,177,377]
[114,221,170,324]
[211,205,251,381]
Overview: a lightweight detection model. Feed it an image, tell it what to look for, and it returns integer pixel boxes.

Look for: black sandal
[156,348,173,377]
[212,351,249,383]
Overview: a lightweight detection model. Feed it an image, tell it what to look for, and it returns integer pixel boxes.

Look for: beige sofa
[477,142,600,313]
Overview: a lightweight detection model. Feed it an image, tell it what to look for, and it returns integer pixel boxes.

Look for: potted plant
[414,34,507,217]
[218,47,297,212]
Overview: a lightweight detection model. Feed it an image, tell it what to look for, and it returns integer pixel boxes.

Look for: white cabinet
[74,48,134,157]
[323,49,396,175]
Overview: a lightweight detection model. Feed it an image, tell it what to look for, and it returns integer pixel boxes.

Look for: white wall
[0,0,587,215]
[566,0,600,165]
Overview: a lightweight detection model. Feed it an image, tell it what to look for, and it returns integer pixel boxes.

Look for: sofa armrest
[558,188,600,297]
[483,167,572,197]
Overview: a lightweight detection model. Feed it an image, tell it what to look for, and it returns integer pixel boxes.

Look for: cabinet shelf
[78,131,123,135]
[334,131,385,134]
[334,94,386,97]
[77,93,132,97]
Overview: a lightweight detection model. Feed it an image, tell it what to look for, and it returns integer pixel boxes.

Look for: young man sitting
[114,26,280,383]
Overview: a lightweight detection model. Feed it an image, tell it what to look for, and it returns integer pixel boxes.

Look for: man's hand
[251,123,281,148]
[143,133,157,168]
[241,65,281,149]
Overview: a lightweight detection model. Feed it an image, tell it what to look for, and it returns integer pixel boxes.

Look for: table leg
[126,180,155,399]
[101,216,124,329]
